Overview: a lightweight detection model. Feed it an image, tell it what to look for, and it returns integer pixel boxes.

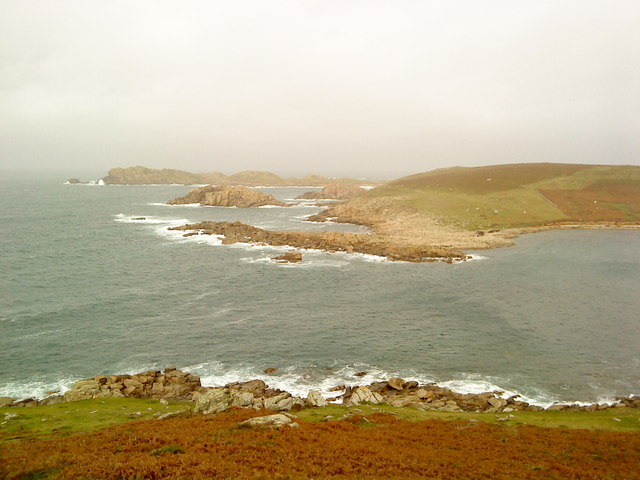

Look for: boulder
[0,397,14,407]
[228,379,268,397]
[487,397,508,410]
[63,379,104,402]
[263,392,297,411]
[348,386,384,406]
[306,390,328,407]
[13,398,38,407]
[239,414,297,428]
[39,395,64,406]
[415,389,434,400]
[387,377,405,391]
[263,368,278,374]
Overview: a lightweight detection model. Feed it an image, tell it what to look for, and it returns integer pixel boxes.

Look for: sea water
[1,173,639,406]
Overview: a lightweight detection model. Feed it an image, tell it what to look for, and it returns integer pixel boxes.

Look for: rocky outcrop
[169,221,468,263]
[272,252,302,263]
[62,367,201,403]
[167,185,286,208]
[296,184,365,200]
[193,388,257,414]
[66,178,80,184]
[4,371,640,415]
[347,386,384,406]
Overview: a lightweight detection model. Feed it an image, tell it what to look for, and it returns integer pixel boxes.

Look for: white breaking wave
[3,361,630,407]
[0,374,84,400]
[113,214,189,226]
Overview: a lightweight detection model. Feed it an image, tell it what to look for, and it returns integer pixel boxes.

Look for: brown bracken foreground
[2,409,640,480]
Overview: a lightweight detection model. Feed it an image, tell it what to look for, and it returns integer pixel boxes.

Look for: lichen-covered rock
[348,386,384,406]
[239,414,296,428]
[263,392,297,411]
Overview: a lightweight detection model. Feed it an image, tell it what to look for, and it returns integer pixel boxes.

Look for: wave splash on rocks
[2,368,638,414]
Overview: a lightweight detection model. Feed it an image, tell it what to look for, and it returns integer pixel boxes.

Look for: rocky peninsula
[167,185,287,208]
[168,221,468,262]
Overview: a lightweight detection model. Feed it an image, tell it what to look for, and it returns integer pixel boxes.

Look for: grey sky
[1,0,638,178]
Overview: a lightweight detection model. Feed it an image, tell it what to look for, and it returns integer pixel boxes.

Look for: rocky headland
[296,183,365,200]
[100,166,377,186]
[2,368,638,415]
[168,221,468,262]
[167,185,287,208]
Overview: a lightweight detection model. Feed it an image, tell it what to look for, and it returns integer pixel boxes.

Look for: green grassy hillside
[369,163,640,229]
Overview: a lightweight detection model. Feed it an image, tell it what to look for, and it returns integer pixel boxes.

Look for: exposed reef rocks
[167,185,286,208]
[169,221,468,262]
[272,252,303,263]
[296,183,365,200]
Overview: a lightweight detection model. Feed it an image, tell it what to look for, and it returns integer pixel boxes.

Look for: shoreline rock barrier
[2,369,638,414]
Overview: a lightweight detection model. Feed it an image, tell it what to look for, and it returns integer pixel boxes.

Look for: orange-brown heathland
[2,410,640,480]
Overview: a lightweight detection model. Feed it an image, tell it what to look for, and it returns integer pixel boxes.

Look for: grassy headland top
[369,163,640,229]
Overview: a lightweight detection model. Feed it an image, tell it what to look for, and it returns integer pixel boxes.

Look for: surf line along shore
[3,367,639,413]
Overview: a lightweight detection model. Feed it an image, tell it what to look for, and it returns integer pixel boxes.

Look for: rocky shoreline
[168,221,469,263]
[2,368,638,415]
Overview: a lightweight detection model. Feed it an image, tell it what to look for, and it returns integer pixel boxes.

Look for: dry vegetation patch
[2,409,640,480]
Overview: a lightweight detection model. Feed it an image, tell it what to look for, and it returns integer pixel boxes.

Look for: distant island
[169,163,640,262]
[78,166,378,186]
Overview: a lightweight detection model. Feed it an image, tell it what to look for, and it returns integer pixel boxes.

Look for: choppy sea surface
[1,173,639,406]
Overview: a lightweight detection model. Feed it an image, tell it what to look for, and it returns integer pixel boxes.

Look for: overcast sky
[1,0,638,177]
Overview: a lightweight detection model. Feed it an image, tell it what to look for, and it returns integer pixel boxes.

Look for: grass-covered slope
[2,401,640,480]
[371,163,640,229]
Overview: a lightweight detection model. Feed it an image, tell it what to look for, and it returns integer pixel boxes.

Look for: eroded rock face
[169,221,467,263]
[296,184,364,200]
[167,185,286,208]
